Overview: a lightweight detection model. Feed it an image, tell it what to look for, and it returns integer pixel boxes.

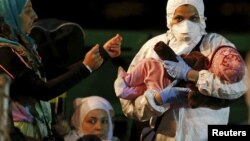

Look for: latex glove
[163,56,191,81]
[160,80,190,104]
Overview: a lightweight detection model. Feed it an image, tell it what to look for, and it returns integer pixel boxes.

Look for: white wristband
[85,65,93,73]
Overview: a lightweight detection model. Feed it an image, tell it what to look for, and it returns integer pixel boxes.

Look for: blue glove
[160,80,190,104]
[163,56,191,81]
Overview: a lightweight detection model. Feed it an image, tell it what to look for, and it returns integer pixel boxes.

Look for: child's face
[81,109,109,140]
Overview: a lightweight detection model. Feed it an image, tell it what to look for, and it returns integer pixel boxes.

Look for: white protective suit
[115,0,248,141]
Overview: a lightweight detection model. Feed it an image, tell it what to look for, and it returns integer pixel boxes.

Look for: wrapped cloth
[115,41,244,109]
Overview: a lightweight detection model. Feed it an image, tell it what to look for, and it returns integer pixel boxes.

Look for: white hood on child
[71,96,113,140]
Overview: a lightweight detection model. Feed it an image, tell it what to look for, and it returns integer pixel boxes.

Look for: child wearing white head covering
[65,96,119,141]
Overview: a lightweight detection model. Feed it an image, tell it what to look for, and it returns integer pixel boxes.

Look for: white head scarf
[166,0,207,55]
[71,96,113,141]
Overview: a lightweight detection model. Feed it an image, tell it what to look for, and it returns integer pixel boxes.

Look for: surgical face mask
[171,20,202,42]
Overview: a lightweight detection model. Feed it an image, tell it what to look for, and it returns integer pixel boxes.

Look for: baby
[115,41,244,108]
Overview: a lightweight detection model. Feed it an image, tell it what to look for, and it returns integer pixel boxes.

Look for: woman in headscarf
[0,0,122,140]
[64,96,120,141]
[114,0,247,140]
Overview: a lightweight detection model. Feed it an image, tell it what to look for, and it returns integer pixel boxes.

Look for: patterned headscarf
[0,0,43,77]
[71,96,113,141]
[0,0,28,43]
[0,1,51,139]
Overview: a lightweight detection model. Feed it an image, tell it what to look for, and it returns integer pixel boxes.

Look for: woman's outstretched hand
[103,34,122,58]
[83,44,104,71]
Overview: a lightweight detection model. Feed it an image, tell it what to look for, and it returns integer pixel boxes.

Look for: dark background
[32,0,250,33]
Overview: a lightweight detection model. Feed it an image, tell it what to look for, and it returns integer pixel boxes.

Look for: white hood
[165,0,207,55]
